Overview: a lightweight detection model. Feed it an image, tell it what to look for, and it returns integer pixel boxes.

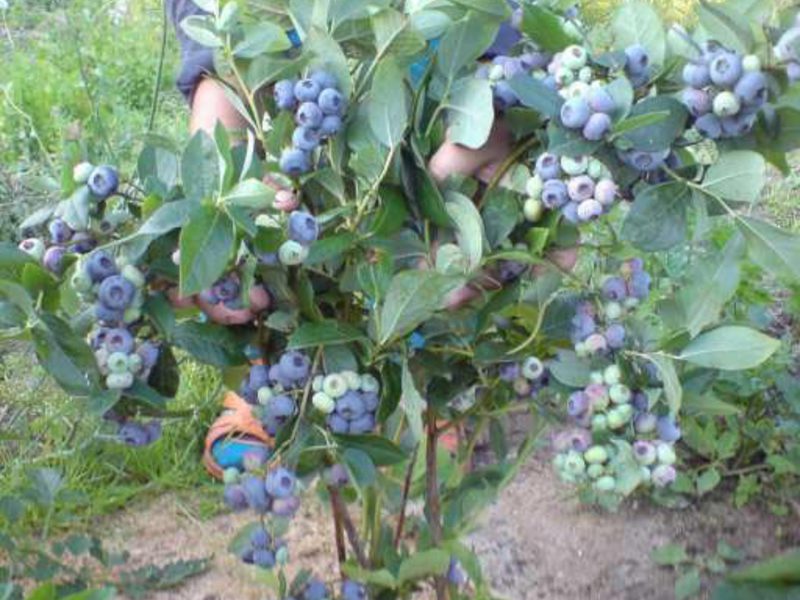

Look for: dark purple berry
[265,467,296,499]
[582,112,611,141]
[86,250,118,283]
[48,219,72,244]
[624,44,650,75]
[98,275,136,310]
[280,148,310,176]
[104,327,135,354]
[287,211,319,246]
[43,246,67,273]
[87,165,119,200]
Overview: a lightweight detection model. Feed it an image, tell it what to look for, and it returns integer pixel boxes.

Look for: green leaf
[651,543,690,566]
[32,313,100,396]
[26,583,56,600]
[377,270,464,344]
[675,568,702,600]
[702,151,766,204]
[697,467,721,495]
[520,4,575,52]
[179,204,235,296]
[398,549,451,584]
[342,448,377,488]
[507,74,564,118]
[400,360,426,443]
[125,379,170,411]
[546,120,602,157]
[683,393,742,417]
[181,131,221,202]
[372,187,409,236]
[305,232,358,266]
[549,350,592,387]
[233,22,291,58]
[727,548,800,584]
[450,0,511,18]
[333,434,407,466]
[436,13,498,76]
[180,14,222,48]
[305,28,352,96]
[369,57,408,148]
[611,1,666,66]
[27,468,63,508]
[678,326,780,371]
[738,217,800,281]
[287,320,367,349]
[616,97,687,151]
[445,191,486,271]
[697,1,753,54]
[0,242,35,278]
[340,565,397,589]
[645,353,682,416]
[481,189,518,248]
[223,178,275,209]
[447,76,494,149]
[171,321,246,367]
[139,199,199,236]
[621,182,690,251]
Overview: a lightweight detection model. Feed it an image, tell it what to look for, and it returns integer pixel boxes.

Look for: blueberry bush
[2,0,800,598]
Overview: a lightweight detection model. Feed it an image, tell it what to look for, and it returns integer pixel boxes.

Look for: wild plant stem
[147,0,169,132]
[328,487,347,575]
[394,444,419,550]
[330,486,369,568]
[425,411,448,600]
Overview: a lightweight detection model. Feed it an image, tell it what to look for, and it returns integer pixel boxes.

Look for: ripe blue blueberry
[324,463,350,487]
[87,165,119,200]
[280,148,310,177]
[628,270,651,299]
[587,86,615,114]
[327,413,350,434]
[86,250,118,283]
[266,395,297,430]
[722,112,756,137]
[104,327,135,354]
[520,51,550,70]
[303,579,329,600]
[492,81,519,111]
[278,350,311,382]
[250,527,272,549]
[95,304,123,325]
[682,62,711,87]
[223,484,249,510]
[560,96,591,129]
[296,102,324,128]
[694,113,722,139]
[361,391,379,412]
[541,179,569,208]
[447,558,468,586]
[567,391,589,417]
[734,71,767,106]
[265,467,297,499]
[294,79,321,102]
[656,416,681,442]
[567,175,594,202]
[602,276,627,301]
[577,199,603,221]
[288,211,319,246]
[582,112,611,141]
[341,581,367,600]
[535,153,561,180]
[48,219,72,244]
[43,246,66,273]
[502,57,524,80]
[271,495,301,517]
[319,115,342,137]
[242,475,270,512]
[98,275,136,310]
[681,88,711,117]
[709,51,743,88]
[348,413,375,435]
[118,422,150,446]
[310,70,339,91]
[605,323,626,349]
[620,148,668,172]
[624,44,650,75]
[485,21,522,58]
[212,276,240,303]
[274,79,297,110]
[499,362,521,382]
[788,61,800,83]
[252,549,276,569]
[292,126,321,152]
[336,390,366,420]
[318,88,344,115]
[69,232,97,254]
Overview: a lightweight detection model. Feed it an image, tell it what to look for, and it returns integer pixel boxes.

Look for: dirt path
[104,458,798,600]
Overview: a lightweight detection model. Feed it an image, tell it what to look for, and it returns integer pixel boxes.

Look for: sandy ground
[101,456,799,600]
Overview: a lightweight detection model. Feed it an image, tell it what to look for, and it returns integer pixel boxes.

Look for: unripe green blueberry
[513,377,531,396]
[121,265,145,288]
[72,269,93,293]
[603,364,622,386]
[223,467,240,485]
[553,453,566,470]
[575,341,589,358]
[591,414,608,432]
[123,307,141,324]
[640,465,652,483]
[590,371,605,385]
[584,445,609,464]
[127,353,143,374]
[275,546,289,565]
[561,155,589,176]
[562,45,588,70]
[742,54,761,72]
[278,240,309,266]
[257,386,274,406]
[563,19,581,39]
[567,81,590,98]
[578,66,593,83]
[323,374,348,398]
[713,91,741,117]
[360,373,380,393]
[521,356,545,380]
[341,370,361,390]
[595,475,616,492]
[587,158,606,179]
[616,403,634,422]
[624,297,640,309]
[107,352,131,374]
[73,162,94,184]
[587,463,605,479]
[525,174,544,197]
[312,391,336,414]
[633,441,657,465]
[564,451,586,476]
[312,375,324,392]
[656,442,677,465]
[607,407,627,429]
[604,301,623,321]
[106,372,134,390]
[609,383,632,404]
[523,198,544,222]
[19,238,45,262]
[489,64,505,81]
[94,348,109,372]
[555,67,575,86]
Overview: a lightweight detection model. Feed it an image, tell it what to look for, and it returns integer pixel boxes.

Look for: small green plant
[651,539,745,599]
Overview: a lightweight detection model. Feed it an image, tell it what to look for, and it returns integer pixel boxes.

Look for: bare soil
[102,457,799,600]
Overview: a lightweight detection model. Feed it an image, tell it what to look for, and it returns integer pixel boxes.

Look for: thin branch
[425,411,448,600]
[329,486,369,568]
[328,487,347,575]
[394,444,419,549]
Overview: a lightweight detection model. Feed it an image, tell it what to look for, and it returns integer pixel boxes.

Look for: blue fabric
[211,438,269,470]
[409,38,441,86]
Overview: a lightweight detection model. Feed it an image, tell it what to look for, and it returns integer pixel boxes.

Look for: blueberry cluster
[274,71,346,177]
[341,581,368,600]
[311,370,381,435]
[615,146,677,173]
[256,210,321,267]
[17,163,121,274]
[224,466,301,519]
[680,43,768,139]
[103,411,162,447]
[572,258,651,357]
[475,49,551,110]
[239,525,287,570]
[283,577,330,600]
[91,327,160,391]
[774,13,800,83]
[498,356,549,399]
[252,351,312,436]
[525,153,618,224]
[72,250,146,326]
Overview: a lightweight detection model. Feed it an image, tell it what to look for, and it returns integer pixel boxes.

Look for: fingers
[534,246,580,276]
[196,296,255,326]
[167,287,196,309]
[428,120,512,184]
